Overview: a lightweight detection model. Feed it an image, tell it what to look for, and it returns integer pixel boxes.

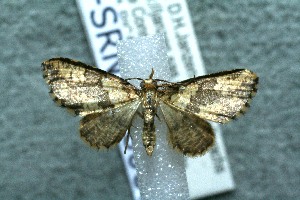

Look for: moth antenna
[149,68,155,79]
[155,79,174,84]
[125,77,143,81]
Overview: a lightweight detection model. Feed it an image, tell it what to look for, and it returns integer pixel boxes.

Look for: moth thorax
[140,79,157,90]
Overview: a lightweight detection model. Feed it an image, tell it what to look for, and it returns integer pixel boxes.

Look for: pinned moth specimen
[42,58,258,156]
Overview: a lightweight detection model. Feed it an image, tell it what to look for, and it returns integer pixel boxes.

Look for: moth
[42,58,258,156]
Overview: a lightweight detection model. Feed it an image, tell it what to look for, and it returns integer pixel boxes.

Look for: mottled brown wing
[42,58,140,116]
[160,101,215,156]
[159,69,258,123]
[80,100,140,149]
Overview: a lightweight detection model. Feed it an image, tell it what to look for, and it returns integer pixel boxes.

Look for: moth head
[140,79,158,90]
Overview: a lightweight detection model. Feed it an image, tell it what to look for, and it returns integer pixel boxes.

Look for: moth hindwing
[43,58,258,157]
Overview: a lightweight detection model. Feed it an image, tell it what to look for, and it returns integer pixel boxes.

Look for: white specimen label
[77,0,235,199]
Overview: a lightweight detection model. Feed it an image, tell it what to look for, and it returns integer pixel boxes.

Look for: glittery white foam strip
[117,34,190,200]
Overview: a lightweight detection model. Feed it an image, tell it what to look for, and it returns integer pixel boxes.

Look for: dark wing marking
[42,58,140,116]
[159,69,258,123]
[80,100,140,149]
[160,101,215,156]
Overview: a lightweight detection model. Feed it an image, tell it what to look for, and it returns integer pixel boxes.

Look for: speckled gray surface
[0,0,299,199]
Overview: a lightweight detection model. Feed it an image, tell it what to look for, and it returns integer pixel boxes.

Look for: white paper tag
[76,0,235,199]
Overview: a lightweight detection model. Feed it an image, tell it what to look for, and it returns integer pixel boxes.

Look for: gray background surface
[0,0,299,199]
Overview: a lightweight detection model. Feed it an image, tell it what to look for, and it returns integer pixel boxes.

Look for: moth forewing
[42,58,140,116]
[159,69,258,124]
